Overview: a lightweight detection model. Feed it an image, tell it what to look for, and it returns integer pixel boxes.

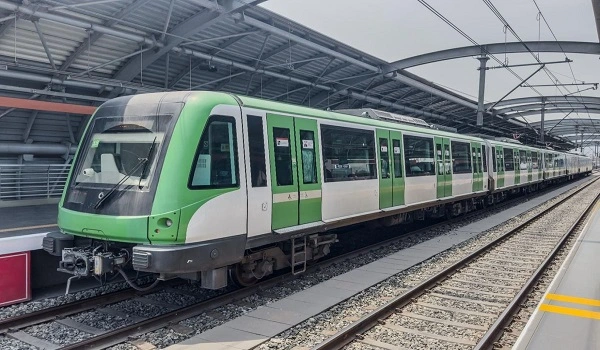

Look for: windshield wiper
[94,137,157,210]
[138,137,157,189]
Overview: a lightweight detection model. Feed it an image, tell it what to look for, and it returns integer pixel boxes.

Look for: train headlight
[165,218,173,227]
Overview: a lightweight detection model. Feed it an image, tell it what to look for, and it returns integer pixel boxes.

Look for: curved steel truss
[0,0,592,162]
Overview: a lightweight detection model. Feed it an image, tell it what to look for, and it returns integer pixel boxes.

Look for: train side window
[273,127,293,186]
[189,116,239,189]
[450,141,472,174]
[379,138,390,179]
[300,130,317,184]
[321,125,376,182]
[247,115,267,187]
[532,152,539,169]
[492,147,497,172]
[519,150,527,170]
[482,145,487,172]
[392,139,403,178]
[504,148,515,171]
[404,135,435,177]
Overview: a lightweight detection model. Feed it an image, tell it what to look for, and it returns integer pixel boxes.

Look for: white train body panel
[404,175,436,205]
[452,173,472,196]
[322,179,379,221]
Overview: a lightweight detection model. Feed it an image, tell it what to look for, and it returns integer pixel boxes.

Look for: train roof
[237,94,484,142]
[95,91,589,159]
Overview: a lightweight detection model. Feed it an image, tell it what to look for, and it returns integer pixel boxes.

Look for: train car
[42,91,591,291]
[485,139,545,198]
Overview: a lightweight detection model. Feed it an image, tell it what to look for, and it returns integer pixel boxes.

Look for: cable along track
[313,177,600,350]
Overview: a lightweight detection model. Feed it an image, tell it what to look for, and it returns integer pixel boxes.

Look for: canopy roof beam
[387,41,600,71]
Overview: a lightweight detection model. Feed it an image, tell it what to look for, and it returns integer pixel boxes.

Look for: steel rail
[0,279,164,334]
[474,188,600,349]
[312,176,599,350]
[61,177,594,350]
[0,176,576,337]
[0,176,590,348]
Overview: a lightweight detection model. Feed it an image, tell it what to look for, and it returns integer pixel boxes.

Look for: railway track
[312,177,600,350]
[0,177,593,349]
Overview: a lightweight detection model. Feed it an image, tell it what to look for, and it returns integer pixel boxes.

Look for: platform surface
[166,177,593,350]
[514,199,600,350]
[0,204,57,255]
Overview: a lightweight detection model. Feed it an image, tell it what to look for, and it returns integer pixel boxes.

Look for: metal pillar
[476,56,489,126]
[540,99,546,143]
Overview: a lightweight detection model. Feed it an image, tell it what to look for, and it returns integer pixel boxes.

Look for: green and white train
[43,91,592,289]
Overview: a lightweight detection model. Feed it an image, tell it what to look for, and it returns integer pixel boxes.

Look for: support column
[540,98,546,143]
[476,56,489,126]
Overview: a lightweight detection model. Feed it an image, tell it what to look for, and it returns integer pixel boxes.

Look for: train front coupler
[57,246,128,294]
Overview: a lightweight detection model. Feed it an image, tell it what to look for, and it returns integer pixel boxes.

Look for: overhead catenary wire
[416,0,543,98]
[532,0,600,146]
[415,0,544,137]
[482,0,600,143]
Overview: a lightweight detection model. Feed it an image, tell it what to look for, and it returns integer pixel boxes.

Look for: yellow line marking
[0,223,57,234]
[540,304,600,320]
[546,293,600,307]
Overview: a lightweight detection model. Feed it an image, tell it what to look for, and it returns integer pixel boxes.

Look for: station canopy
[0,0,583,164]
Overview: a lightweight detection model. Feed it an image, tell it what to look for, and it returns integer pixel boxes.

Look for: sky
[260,0,600,134]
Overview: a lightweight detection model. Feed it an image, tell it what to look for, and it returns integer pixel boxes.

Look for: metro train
[42,91,592,290]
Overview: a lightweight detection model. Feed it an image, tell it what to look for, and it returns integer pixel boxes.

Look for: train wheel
[228,264,258,287]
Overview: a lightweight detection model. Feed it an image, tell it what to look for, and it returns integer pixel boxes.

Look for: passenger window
[379,138,390,179]
[189,116,238,188]
[392,139,403,178]
[321,125,377,182]
[519,150,527,170]
[300,130,317,184]
[532,152,539,170]
[435,142,444,175]
[273,127,293,186]
[492,147,497,172]
[472,146,478,174]
[404,135,435,177]
[248,115,267,187]
[443,143,451,175]
[451,141,472,174]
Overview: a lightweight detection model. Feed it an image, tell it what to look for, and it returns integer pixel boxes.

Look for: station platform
[513,200,600,350]
[0,203,57,255]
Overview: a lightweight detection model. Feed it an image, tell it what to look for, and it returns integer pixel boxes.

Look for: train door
[267,114,322,230]
[377,129,392,209]
[471,142,482,191]
[482,144,488,191]
[244,113,272,237]
[514,149,521,185]
[496,146,505,188]
[538,152,543,180]
[435,137,451,198]
[390,131,405,206]
[527,150,533,182]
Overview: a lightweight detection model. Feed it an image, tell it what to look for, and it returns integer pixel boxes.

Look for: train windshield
[74,115,172,189]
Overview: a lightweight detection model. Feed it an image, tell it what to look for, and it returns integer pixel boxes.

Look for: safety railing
[0,164,71,201]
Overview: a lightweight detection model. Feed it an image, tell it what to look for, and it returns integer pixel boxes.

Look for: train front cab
[42,92,260,289]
